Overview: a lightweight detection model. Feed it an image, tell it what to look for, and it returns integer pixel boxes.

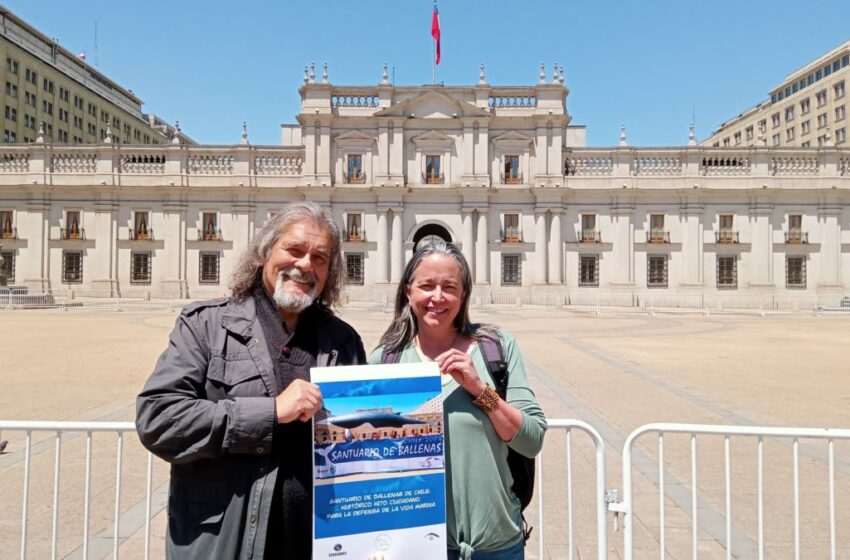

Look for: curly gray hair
[229,201,344,307]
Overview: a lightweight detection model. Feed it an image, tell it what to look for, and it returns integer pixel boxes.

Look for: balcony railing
[0,227,18,240]
[785,230,809,244]
[60,228,86,240]
[715,230,739,244]
[129,228,153,241]
[344,231,365,242]
[501,173,523,185]
[579,230,601,243]
[500,229,523,243]
[198,229,223,241]
[344,172,366,184]
[422,173,444,185]
[646,231,670,243]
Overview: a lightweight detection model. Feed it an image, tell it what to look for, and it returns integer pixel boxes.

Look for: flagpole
[432,41,436,84]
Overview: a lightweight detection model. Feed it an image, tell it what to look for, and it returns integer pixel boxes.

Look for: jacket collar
[221,296,258,339]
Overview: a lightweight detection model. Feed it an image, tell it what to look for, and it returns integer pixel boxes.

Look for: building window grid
[345,253,364,285]
[800,98,810,115]
[579,255,600,287]
[785,106,795,121]
[199,252,220,284]
[1,251,15,283]
[501,254,521,286]
[786,127,795,141]
[786,256,806,289]
[647,255,668,288]
[62,251,83,283]
[131,252,152,283]
[835,81,845,100]
[836,127,846,144]
[717,256,737,289]
[835,105,845,122]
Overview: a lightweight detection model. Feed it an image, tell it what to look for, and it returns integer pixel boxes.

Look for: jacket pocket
[206,356,266,398]
[169,477,230,526]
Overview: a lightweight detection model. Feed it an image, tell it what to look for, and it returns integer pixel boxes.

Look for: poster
[312,362,447,560]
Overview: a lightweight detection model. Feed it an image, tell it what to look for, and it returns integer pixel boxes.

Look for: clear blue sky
[8,1,850,146]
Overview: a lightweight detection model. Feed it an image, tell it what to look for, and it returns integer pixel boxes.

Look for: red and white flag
[431,2,441,65]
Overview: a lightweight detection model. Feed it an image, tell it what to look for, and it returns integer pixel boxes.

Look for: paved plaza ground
[1,308,848,559]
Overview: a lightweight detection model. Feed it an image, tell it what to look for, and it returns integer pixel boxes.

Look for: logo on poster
[375,533,392,551]
[329,543,347,557]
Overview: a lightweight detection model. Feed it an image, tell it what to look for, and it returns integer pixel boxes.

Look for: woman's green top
[368,330,547,558]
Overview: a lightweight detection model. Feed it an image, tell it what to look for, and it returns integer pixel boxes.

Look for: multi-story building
[0,63,848,299]
[705,41,850,149]
[1,7,171,146]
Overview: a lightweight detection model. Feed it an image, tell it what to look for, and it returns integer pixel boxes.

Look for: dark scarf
[253,280,320,560]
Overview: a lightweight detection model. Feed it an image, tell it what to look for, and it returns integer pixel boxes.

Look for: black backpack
[381,335,535,539]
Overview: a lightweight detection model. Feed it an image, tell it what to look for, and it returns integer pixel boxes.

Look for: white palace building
[0,63,849,300]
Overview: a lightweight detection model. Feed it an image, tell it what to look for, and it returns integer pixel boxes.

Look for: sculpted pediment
[374,90,491,119]
[491,130,535,146]
[334,130,376,143]
[411,129,455,148]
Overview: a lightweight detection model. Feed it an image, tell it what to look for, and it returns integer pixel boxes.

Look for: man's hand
[275,380,323,423]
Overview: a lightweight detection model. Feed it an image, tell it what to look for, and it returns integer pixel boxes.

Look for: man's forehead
[278,224,332,254]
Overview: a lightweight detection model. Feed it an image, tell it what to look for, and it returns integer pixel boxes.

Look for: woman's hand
[435,348,485,397]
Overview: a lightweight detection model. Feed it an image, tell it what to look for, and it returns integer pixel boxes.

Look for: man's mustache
[278,268,317,289]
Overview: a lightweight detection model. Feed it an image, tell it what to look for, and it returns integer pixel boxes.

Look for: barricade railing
[619,423,850,560]
[0,420,154,560]
[537,419,608,560]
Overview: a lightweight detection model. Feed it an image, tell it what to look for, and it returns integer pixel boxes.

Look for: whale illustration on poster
[312,362,447,560]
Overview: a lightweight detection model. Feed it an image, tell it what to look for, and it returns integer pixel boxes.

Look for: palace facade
[0,63,848,297]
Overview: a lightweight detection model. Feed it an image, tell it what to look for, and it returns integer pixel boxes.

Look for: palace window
[786,256,806,289]
[0,251,14,283]
[504,155,520,183]
[580,214,599,243]
[59,87,69,102]
[199,252,220,284]
[801,120,810,135]
[4,129,16,143]
[502,213,521,242]
[344,154,364,183]
[25,68,37,85]
[0,210,14,239]
[64,210,82,239]
[786,127,795,141]
[579,255,600,287]
[772,133,780,146]
[501,254,521,286]
[835,105,845,122]
[648,214,667,243]
[785,106,795,121]
[836,127,846,144]
[42,100,53,116]
[24,91,36,107]
[835,81,845,99]
[62,251,83,283]
[802,141,811,147]
[771,113,781,128]
[131,252,152,283]
[42,78,54,94]
[800,98,810,115]
[787,214,804,243]
[745,126,753,140]
[5,82,17,98]
[4,105,16,122]
[201,212,219,241]
[733,132,741,145]
[817,90,827,107]
[6,57,19,75]
[425,155,442,184]
[717,215,736,243]
[716,256,737,289]
[345,253,364,285]
[345,213,363,241]
[647,255,668,288]
[757,120,767,134]
[133,211,151,240]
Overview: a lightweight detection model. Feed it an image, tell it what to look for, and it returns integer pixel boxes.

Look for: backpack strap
[380,347,402,364]
[478,335,509,399]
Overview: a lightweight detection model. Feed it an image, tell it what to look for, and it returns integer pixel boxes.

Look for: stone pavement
[1,308,848,559]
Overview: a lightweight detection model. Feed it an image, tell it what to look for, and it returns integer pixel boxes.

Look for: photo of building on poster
[314,376,444,481]
[312,363,447,560]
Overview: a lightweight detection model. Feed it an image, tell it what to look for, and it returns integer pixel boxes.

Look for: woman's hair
[229,201,344,307]
[377,239,498,354]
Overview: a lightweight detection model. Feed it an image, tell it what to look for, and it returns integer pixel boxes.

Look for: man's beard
[273,267,319,313]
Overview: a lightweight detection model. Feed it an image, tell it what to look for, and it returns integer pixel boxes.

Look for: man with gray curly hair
[137,201,366,559]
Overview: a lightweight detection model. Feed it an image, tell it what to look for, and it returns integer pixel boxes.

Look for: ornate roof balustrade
[0,144,304,188]
[562,147,850,187]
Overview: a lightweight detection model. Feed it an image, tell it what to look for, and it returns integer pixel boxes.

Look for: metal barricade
[619,423,850,560]
[0,421,156,560]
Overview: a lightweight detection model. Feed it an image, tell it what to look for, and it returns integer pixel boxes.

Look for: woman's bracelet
[472,385,501,413]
